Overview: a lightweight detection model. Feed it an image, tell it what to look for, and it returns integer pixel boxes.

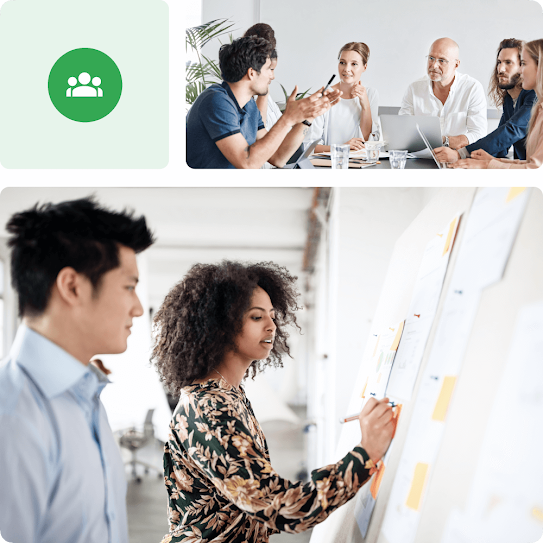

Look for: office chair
[118,408,162,483]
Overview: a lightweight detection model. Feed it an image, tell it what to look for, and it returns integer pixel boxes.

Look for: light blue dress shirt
[0,325,128,543]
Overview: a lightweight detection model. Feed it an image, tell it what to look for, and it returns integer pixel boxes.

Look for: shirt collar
[426,72,461,94]
[221,81,245,114]
[11,325,107,400]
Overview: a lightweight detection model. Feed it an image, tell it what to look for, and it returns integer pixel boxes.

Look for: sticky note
[405,462,429,511]
[506,187,526,203]
[391,321,404,351]
[391,404,403,439]
[442,216,458,256]
[432,376,457,422]
[532,507,543,522]
[370,463,386,499]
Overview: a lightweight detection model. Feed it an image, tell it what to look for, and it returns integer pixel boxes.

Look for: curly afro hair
[152,261,301,395]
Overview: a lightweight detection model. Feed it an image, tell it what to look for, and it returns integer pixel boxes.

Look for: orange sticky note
[405,462,429,511]
[442,216,458,256]
[391,404,403,439]
[432,376,457,422]
[370,463,386,500]
[391,321,404,351]
[506,187,526,203]
[361,377,369,398]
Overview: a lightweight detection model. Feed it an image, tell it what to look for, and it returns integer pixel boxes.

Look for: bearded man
[435,38,537,163]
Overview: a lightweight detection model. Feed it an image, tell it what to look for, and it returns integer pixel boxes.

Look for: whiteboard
[310,187,543,542]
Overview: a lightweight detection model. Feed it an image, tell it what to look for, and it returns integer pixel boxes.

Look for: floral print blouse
[161,378,374,543]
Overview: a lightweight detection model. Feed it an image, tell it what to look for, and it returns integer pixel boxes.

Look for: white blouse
[305,86,380,146]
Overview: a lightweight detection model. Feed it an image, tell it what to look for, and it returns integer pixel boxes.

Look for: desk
[311,158,438,169]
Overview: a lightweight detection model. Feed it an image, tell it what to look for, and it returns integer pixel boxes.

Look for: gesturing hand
[351,81,369,106]
[282,86,343,127]
[358,397,395,462]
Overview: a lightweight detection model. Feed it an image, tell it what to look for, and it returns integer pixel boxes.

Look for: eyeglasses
[426,55,455,66]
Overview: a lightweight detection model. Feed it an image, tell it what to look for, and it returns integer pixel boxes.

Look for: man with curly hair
[186,36,341,168]
[0,197,154,543]
[153,261,395,543]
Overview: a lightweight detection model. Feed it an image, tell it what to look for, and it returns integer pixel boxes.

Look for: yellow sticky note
[532,507,543,522]
[506,187,526,203]
[442,216,458,256]
[405,462,429,511]
[432,376,457,422]
[391,321,404,351]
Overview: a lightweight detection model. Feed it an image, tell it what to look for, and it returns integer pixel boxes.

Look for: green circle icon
[48,48,122,122]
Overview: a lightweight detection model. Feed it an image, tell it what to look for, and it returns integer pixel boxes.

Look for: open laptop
[282,140,319,169]
[416,123,446,169]
[381,115,442,152]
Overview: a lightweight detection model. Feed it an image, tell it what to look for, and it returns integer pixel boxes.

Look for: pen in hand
[321,74,336,96]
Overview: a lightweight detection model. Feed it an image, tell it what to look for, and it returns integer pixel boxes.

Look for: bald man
[399,38,487,150]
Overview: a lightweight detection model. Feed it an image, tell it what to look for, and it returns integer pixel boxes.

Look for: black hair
[6,196,155,317]
[244,22,277,52]
[152,260,301,395]
[219,36,275,83]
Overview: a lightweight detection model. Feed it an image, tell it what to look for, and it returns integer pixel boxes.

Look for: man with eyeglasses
[399,37,487,151]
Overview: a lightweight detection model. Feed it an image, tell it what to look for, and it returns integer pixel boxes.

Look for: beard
[498,72,521,90]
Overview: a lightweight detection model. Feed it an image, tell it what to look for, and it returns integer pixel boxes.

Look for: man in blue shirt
[435,38,537,163]
[187,36,341,168]
[0,198,155,543]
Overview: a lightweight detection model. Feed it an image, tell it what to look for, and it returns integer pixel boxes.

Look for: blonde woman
[452,38,542,169]
[306,42,380,153]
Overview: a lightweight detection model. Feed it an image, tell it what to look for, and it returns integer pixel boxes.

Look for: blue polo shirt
[186,81,265,169]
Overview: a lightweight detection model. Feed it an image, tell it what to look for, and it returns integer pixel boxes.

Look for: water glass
[364,141,381,164]
[390,149,408,169]
[331,144,350,169]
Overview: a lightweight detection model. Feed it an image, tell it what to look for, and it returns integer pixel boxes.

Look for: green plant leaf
[186,19,235,52]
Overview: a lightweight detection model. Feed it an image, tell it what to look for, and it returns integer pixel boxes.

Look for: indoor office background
[0,187,440,542]
[197,0,543,132]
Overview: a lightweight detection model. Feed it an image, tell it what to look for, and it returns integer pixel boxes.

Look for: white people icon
[66,72,103,97]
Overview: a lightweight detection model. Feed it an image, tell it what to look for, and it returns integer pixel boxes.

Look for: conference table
[310,157,439,169]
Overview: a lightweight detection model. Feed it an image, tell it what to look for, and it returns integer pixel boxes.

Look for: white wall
[201,0,543,107]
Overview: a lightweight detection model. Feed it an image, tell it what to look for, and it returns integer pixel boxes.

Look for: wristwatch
[302,120,312,127]
[444,135,450,147]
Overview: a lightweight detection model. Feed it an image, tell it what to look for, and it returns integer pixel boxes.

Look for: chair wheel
[136,477,142,484]
[144,468,149,475]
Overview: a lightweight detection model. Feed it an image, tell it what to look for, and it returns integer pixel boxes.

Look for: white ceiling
[0,187,314,308]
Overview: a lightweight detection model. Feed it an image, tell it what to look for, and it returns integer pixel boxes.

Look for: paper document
[387,215,460,401]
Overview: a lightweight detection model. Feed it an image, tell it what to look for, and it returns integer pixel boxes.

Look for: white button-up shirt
[0,326,129,543]
[399,72,487,144]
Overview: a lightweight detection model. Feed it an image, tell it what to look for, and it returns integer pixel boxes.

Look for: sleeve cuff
[458,147,470,159]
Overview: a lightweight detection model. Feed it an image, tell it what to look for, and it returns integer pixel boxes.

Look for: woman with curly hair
[153,261,394,543]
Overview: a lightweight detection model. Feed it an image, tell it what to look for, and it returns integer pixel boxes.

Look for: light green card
[0,0,168,168]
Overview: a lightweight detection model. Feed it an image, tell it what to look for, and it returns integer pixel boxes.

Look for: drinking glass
[331,144,350,169]
[364,141,381,163]
[390,150,408,169]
